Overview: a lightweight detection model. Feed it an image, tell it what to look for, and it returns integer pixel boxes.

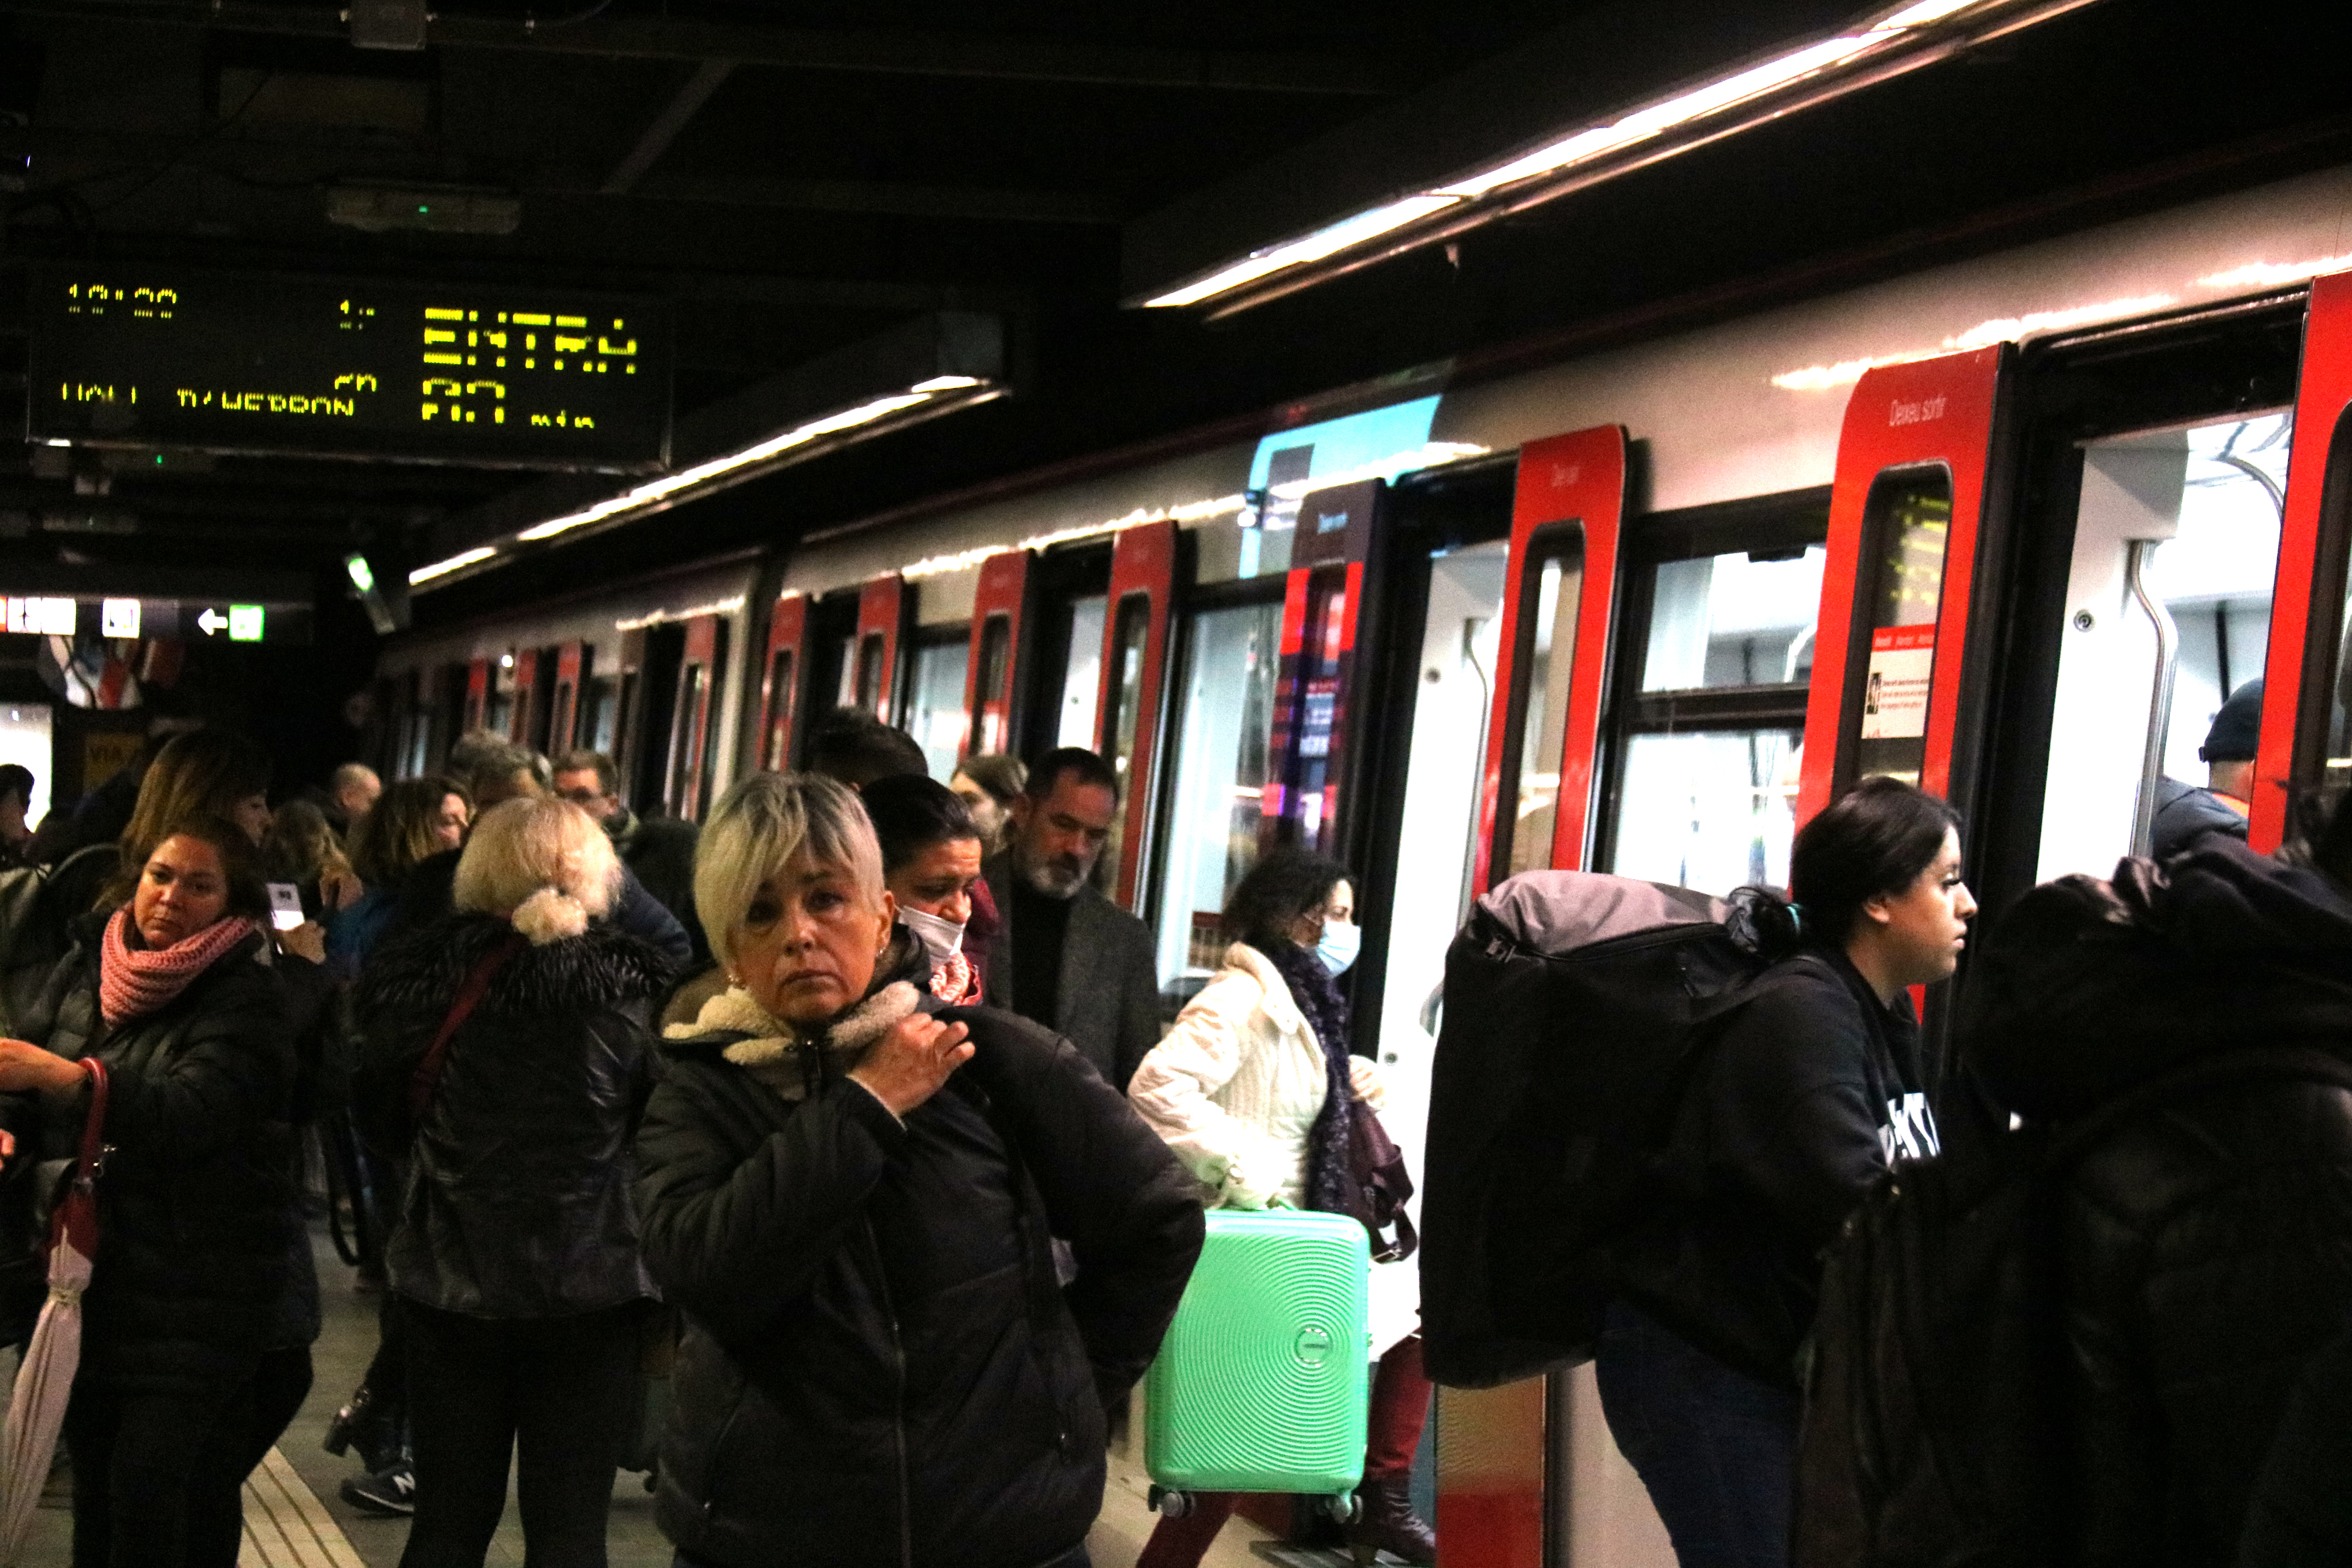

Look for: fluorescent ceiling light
[516,382,984,544]
[409,546,497,584]
[1142,0,2084,311]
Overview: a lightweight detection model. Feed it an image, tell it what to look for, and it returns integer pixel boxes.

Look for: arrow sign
[198,608,226,635]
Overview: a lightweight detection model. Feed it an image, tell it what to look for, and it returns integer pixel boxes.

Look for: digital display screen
[25,265,672,471]
[0,595,314,645]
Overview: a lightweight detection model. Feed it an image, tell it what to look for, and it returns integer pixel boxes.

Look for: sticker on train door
[1859,627,1934,741]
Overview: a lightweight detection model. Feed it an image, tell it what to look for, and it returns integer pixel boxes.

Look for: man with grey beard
[980,746,1161,1090]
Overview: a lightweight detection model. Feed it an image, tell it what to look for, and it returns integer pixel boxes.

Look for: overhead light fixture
[514,386,963,543]
[1136,0,2101,316]
[409,546,497,585]
[410,312,1008,590]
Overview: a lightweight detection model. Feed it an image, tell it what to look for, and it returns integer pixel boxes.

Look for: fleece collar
[667,979,922,1102]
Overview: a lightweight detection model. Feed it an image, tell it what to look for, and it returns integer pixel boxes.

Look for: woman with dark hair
[1603,775,1976,1568]
[0,815,303,1568]
[1127,847,1435,1567]
[329,776,471,973]
[859,773,986,1003]
[948,754,1026,853]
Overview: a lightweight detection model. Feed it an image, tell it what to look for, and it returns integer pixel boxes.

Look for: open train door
[1796,346,2008,829]
[2263,271,2352,852]
[854,574,908,722]
[1440,425,1632,1568]
[1096,520,1176,910]
[962,550,1032,760]
[756,592,808,771]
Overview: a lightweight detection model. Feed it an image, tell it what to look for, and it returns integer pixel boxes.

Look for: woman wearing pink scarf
[0,815,297,1567]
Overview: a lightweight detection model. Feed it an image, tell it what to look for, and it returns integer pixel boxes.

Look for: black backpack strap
[2049,1047,2352,1167]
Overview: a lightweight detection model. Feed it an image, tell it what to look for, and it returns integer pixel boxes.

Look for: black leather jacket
[355,913,668,1317]
[1964,841,2352,1567]
[634,945,1204,1568]
[8,916,298,1395]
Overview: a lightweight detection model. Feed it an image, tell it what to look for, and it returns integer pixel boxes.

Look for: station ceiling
[2,0,2347,627]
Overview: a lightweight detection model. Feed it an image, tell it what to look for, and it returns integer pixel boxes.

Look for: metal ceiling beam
[10,3,1398,93]
[601,59,733,194]
[0,126,1119,224]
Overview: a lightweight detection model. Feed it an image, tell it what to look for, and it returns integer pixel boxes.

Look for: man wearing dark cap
[2152,677,2262,858]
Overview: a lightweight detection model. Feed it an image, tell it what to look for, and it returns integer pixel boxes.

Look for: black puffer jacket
[355,913,668,1317]
[12,913,297,1395]
[635,944,1204,1568]
[1963,840,2352,1568]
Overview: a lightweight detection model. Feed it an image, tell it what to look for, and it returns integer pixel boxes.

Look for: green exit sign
[228,605,264,641]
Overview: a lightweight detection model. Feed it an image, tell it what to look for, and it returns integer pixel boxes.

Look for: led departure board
[25,266,672,471]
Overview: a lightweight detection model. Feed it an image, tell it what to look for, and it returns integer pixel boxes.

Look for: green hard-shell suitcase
[1144,1207,1371,1521]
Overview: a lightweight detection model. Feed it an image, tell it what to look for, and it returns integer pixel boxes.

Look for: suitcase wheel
[1326,1491,1362,1523]
[1148,1485,1194,1518]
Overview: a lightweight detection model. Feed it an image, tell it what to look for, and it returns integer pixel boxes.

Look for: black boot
[1348,1476,1436,1566]
[323,1384,396,1473]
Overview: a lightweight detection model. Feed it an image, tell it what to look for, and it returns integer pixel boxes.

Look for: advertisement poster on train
[1860,625,1933,739]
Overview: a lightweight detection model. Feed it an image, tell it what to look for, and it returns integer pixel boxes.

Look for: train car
[375,157,2352,1566]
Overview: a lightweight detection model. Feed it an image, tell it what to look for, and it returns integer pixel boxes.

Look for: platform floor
[9,1224,1282,1568]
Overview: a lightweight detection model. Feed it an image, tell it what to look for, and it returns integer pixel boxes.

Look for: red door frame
[1262,478,1383,859]
[758,593,809,772]
[855,574,908,722]
[962,550,1032,760]
[2260,271,2352,853]
[462,658,489,734]
[1796,346,2005,826]
[549,641,590,753]
[1469,425,1629,897]
[1096,520,1177,910]
[508,646,542,746]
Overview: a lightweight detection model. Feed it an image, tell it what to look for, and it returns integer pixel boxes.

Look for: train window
[2035,415,2286,882]
[1613,730,1801,891]
[1055,594,1108,746]
[904,636,971,779]
[971,614,1013,755]
[761,649,796,770]
[667,662,706,810]
[1098,594,1154,891]
[853,633,888,715]
[589,677,621,756]
[1151,598,1283,994]
[1847,469,1954,790]
[1641,547,1825,691]
[1494,537,1583,879]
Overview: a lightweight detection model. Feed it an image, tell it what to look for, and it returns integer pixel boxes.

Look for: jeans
[1593,1298,1799,1568]
[400,1299,644,1568]
[64,1377,254,1568]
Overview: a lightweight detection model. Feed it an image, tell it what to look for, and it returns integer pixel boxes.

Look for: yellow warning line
[239,1447,367,1568]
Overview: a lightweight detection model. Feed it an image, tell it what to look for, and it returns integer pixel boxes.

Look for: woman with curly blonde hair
[353,796,673,1565]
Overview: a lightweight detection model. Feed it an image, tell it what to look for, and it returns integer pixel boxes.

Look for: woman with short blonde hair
[353,792,668,1563]
[635,771,1204,1568]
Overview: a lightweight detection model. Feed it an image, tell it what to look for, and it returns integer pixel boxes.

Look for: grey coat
[979,851,1161,1091]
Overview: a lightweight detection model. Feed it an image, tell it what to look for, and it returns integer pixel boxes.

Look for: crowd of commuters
[0,684,2346,1568]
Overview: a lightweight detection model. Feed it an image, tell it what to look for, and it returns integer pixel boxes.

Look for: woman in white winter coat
[1126,848,1434,1568]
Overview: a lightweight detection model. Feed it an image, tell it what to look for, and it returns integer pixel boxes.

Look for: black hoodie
[1959,840,2352,1568]
[1614,945,1932,1387]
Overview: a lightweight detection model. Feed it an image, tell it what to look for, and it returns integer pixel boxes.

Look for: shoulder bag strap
[408,934,525,1118]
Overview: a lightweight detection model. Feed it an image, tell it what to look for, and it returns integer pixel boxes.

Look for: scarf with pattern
[1263,937,1354,1217]
[99,907,257,1027]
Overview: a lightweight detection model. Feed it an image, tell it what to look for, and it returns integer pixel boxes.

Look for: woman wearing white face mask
[859,775,987,1004]
[1126,848,1434,1567]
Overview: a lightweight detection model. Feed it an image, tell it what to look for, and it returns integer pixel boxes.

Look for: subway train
[368,159,2352,1566]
